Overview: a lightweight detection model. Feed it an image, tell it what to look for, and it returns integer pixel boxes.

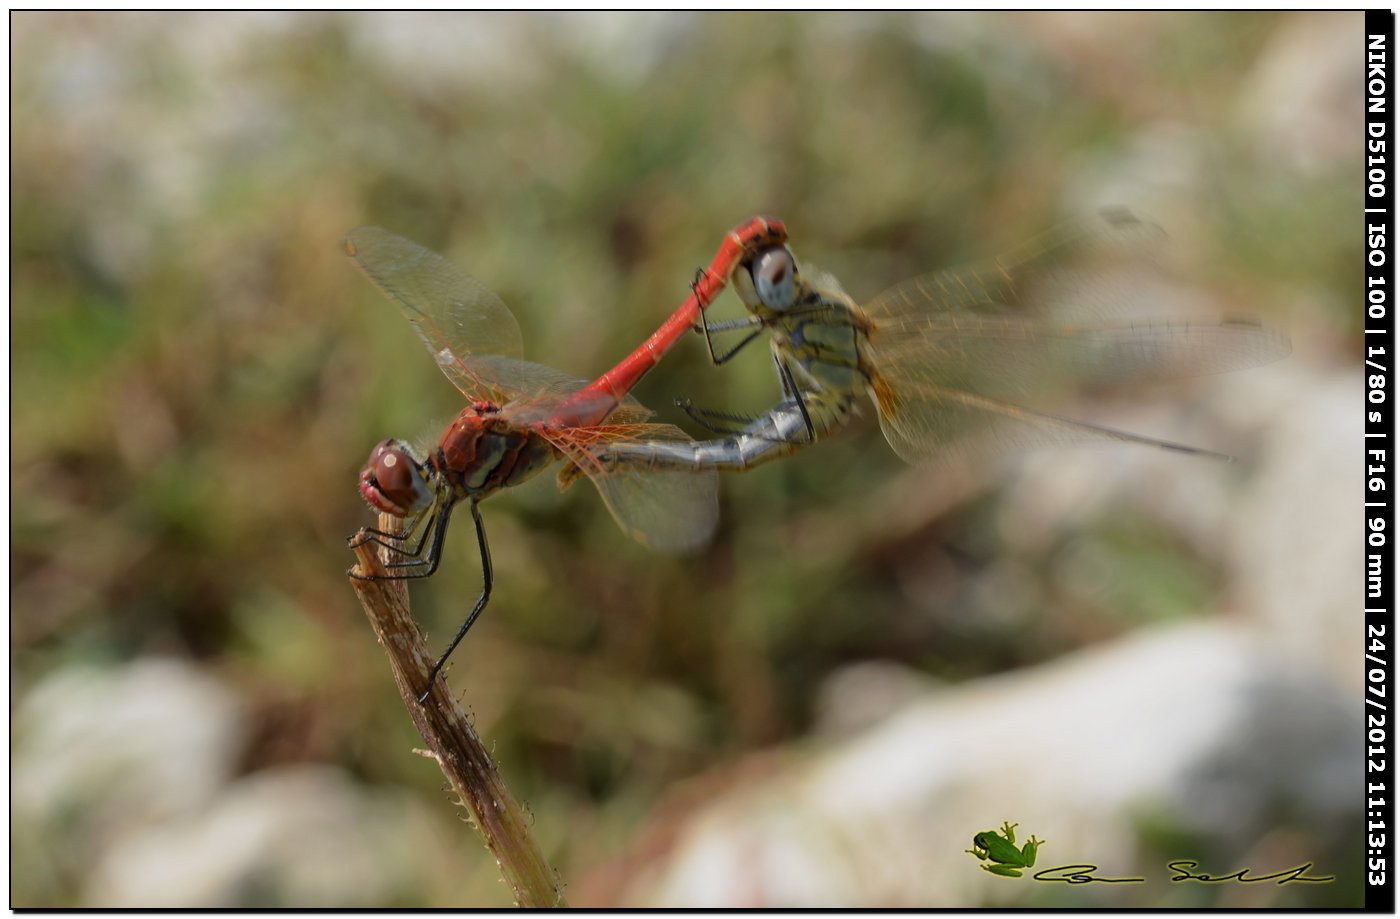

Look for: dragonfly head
[737,244,800,313]
[359,439,432,517]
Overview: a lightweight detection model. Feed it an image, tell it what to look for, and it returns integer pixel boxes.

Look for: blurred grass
[11,11,1358,907]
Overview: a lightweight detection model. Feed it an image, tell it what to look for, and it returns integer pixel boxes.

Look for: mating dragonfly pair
[347,213,1289,701]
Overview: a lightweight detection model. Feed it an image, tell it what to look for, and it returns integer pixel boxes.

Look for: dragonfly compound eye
[359,439,431,516]
[751,246,798,311]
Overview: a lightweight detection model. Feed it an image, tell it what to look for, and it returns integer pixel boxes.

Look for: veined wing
[867,315,1291,406]
[489,356,652,426]
[870,374,1237,466]
[545,424,720,553]
[856,210,1291,463]
[863,208,1166,319]
[345,226,525,405]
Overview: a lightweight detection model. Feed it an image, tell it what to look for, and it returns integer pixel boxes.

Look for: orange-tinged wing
[345,226,526,405]
[473,355,653,425]
[543,423,719,553]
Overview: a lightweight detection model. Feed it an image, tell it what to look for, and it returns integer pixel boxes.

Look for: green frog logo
[965,821,1044,878]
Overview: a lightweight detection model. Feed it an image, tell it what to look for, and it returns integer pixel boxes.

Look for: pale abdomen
[587,391,861,475]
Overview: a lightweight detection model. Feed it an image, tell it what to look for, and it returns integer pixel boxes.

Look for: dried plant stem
[348,514,567,908]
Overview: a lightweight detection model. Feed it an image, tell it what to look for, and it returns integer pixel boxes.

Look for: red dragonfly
[348,217,786,700]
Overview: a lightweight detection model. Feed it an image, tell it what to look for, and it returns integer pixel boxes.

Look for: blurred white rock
[86,765,428,908]
[13,657,439,908]
[1237,11,1364,174]
[1233,366,1361,688]
[604,622,1357,907]
[13,658,247,905]
[13,657,247,831]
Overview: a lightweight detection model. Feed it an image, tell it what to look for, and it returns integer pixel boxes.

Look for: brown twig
[347,514,567,908]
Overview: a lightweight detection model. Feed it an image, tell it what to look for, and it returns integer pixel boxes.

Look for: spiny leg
[675,399,817,446]
[676,356,816,445]
[419,499,492,703]
[675,400,769,435]
[351,502,455,582]
[690,267,766,365]
[354,505,437,563]
[773,355,816,445]
[351,501,430,549]
[695,289,850,367]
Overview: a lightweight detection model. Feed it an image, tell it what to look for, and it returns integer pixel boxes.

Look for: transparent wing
[544,424,720,553]
[858,210,1291,463]
[871,375,1237,465]
[345,226,526,404]
[867,315,1291,405]
[480,356,652,425]
[865,208,1166,316]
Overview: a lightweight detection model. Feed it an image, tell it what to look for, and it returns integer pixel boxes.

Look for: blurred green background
[12,11,1361,908]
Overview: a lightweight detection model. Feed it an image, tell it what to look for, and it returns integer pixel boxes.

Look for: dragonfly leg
[690,268,767,365]
[676,400,770,435]
[351,502,454,581]
[419,500,492,703]
[774,357,816,445]
[352,518,416,548]
[698,297,848,368]
[354,507,436,563]
[676,393,816,447]
[677,348,817,443]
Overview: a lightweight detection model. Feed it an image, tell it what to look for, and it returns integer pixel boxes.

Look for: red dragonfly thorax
[431,408,559,501]
[360,402,561,520]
